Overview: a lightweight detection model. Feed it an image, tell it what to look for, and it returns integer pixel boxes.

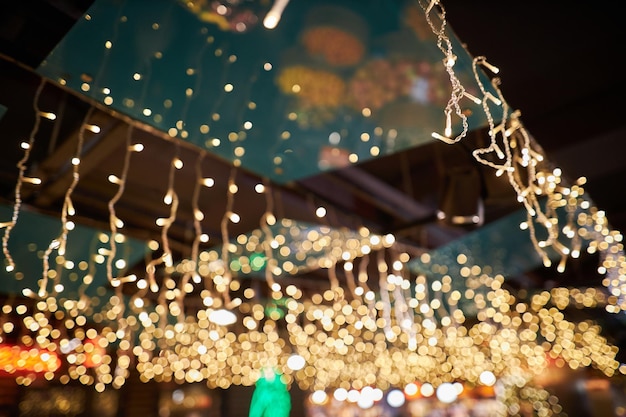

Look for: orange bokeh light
[0,345,61,374]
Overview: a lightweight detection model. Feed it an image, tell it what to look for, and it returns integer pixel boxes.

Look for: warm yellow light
[208,309,237,326]
[86,124,101,133]
[201,177,215,187]
[287,354,305,370]
[420,383,434,397]
[23,177,42,185]
[310,390,328,405]
[228,212,240,223]
[479,370,496,386]
[263,0,290,29]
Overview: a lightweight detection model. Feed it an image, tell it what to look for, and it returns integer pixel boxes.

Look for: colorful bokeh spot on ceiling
[0,205,149,298]
[36,0,489,183]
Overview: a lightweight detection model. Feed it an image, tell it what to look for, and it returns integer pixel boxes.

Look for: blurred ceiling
[0,0,625,351]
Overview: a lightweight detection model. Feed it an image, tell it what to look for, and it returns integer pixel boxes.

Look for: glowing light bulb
[208,309,237,326]
[404,383,419,397]
[163,190,173,205]
[86,124,101,133]
[420,383,434,397]
[263,0,290,29]
[286,354,305,370]
[386,389,405,408]
[311,391,328,405]
[23,177,42,185]
[431,131,454,144]
[436,383,457,403]
[485,92,502,106]
[479,370,496,386]
[201,178,214,187]
[481,59,500,74]
[443,54,456,68]
[463,91,482,104]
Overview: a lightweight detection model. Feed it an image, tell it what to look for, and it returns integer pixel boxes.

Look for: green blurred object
[37,0,490,183]
[249,368,291,417]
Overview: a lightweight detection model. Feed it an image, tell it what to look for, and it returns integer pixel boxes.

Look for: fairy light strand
[40,106,95,297]
[342,260,359,300]
[259,177,278,291]
[417,0,468,144]
[414,0,621,278]
[2,78,47,273]
[377,249,394,340]
[176,151,207,312]
[219,167,238,307]
[146,150,180,293]
[106,124,138,286]
[3,1,626,398]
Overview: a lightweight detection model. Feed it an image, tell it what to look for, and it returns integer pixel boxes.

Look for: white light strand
[377,250,394,340]
[41,107,94,297]
[176,151,208,316]
[418,0,468,144]
[146,152,180,293]
[259,177,279,291]
[343,259,359,300]
[106,125,135,286]
[2,79,47,273]
[415,1,616,277]
[219,167,238,307]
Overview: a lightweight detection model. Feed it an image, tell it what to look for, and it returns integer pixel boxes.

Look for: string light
[263,0,291,30]
[418,0,469,145]
[0,6,624,407]
[176,151,208,310]
[415,0,626,294]
[41,107,94,297]
[146,149,181,293]
[2,79,47,272]
[217,167,238,309]
[106,124,135,296]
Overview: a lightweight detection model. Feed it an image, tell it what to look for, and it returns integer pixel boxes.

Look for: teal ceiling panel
[407,206,587,294]
[0,205,149,298]
[409,209,543,279]
[37,0,489,183]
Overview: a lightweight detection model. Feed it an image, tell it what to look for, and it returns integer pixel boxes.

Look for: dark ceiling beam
[335,166,436,221]
[549,125,626,183]
[27,111,124,206]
